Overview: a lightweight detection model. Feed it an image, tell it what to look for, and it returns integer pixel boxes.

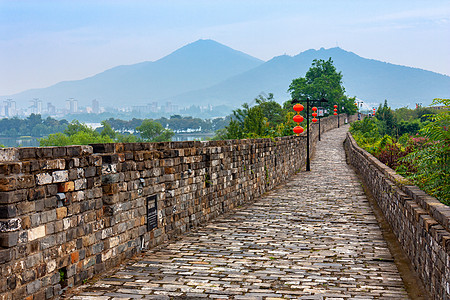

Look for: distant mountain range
[5,39,450,109]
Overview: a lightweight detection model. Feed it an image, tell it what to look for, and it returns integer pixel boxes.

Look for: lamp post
[292,97,327,171]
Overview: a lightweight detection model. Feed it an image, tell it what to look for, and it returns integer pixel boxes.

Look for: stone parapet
[344,132,450,300]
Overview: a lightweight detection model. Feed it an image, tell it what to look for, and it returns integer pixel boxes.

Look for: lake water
[0,132,215,148]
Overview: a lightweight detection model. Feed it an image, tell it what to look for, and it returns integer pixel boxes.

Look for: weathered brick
[28,186,46,200]
[0,218,21,232]
[28,225,46,241]
[36,147,53,158]
[58,181,75,192]
[0,232,19,247]
[41,159,65,170]
[103,183,119,195]
[0,176,16,191]
[36,173,52,185]
[0,191,18,204]
[52,147,66,158]
[74,178,86,190]
[18,148,36,160]
[0,148,18,162]
[56,207,67,220]
[52,170,69,183]
[0,204,17,218]
[0,248,12,264]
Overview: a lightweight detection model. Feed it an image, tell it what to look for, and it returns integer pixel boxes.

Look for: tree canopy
[136,119,174,142]
[288,58,357,115]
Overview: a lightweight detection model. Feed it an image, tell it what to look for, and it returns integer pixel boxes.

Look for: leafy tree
[288,58,357,115]
[222,94,286,139]
[100,121,116,139]
[64,120,94,136]
[136,119,174,142]
[375,100,397,136]
[40,120,114,146]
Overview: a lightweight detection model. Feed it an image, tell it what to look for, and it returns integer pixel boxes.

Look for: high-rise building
[47,102,56,114]
[3,99,17,117]
[30,98,43,114]
[66,98,78,113]
[92,99,99,114]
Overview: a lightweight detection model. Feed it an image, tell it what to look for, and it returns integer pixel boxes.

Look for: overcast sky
[1,0,449,96]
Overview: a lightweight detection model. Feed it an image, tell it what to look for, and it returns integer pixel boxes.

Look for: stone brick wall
[344,132,450,300]
[0,113,354,299]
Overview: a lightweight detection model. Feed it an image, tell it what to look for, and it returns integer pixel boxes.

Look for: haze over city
[1,0,449,96]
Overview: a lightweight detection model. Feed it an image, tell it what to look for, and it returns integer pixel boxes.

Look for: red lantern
[334,104,338,109]
[293,126,304,134]
[334,108,337,112]
[312,112,317,117]
[293,114,304,123]
[312,118,318,123]
[334,112,338,115]
[293,104,304,112]
[312,106,317,112]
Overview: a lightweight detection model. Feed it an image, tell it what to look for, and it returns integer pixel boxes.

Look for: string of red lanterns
[293,103,304,135]
[333,104,338,115]
[312,107,318,123]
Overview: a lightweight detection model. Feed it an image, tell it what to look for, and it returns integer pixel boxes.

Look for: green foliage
[100,121,116,139]
[219,93,292,139]
[375,100,396,136]
[288,58,357,115]
[0,114,68,138]
[40,120,114,146]
[136,119,174,142]
[105,115,229,133]
[349,117,381,153]
[400,98,450,204]
[351,99,449,205]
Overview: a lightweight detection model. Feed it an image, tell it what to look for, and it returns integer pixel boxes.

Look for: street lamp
[292,97,327,171]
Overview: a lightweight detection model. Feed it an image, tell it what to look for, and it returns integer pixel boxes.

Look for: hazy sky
[1,0,449,96]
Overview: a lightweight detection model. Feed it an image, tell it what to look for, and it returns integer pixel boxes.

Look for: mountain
[167,47,450,108]
[5,41,450,109]
[6,39,264,107]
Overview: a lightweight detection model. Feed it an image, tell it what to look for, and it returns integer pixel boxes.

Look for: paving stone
[67,125,409,299]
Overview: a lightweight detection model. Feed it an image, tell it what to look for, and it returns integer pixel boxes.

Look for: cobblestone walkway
[67,125,409,299]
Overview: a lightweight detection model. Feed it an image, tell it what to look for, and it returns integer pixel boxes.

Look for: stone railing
[344,132,450,300]
[0,113,356,299]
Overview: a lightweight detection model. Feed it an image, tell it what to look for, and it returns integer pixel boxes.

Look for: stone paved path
[67,125,409,299]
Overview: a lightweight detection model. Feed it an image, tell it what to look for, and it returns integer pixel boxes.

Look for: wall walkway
[66,125,411,299]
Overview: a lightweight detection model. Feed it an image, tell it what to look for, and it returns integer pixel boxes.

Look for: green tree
[288,58,357,115]
[136,119,174,142]
[375,100,397,136]
[40,120,114,146]
[100,121,116,139]
[222,94,286,139]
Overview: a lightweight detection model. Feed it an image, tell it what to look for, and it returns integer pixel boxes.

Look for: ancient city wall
[0,113,355,299]
[344,132,450,300]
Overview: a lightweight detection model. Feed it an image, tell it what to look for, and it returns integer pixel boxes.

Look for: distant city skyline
[1,0,449,96]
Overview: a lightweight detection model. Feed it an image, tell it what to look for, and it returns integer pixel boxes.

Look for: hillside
[168,47,450,108]
[4,41,450,109]
[6,39,264,107]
